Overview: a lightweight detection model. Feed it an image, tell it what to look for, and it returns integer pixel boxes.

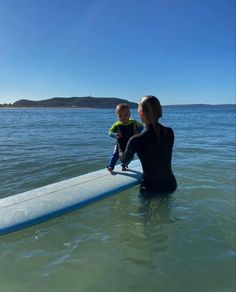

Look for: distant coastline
[0,96,235,109]
[0,96,138,109]
[1,104,235,109]
[163,104,236,108]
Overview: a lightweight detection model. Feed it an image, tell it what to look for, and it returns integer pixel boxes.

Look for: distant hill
[10,97,138,108]
[0,97,235,109]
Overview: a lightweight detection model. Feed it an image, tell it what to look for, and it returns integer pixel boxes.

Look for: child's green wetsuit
[108,118,143,170]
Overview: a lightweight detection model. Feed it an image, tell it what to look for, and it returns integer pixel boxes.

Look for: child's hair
[116,103,130,113]
[139,95,162,142]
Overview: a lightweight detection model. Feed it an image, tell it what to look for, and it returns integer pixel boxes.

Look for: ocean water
[0,106,235,292]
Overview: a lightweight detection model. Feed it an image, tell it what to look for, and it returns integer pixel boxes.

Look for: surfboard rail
[0,160,142,236]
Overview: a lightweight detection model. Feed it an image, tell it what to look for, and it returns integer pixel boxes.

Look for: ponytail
[139,95,162,142]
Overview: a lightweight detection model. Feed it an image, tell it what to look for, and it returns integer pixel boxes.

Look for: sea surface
[0,106,235,292]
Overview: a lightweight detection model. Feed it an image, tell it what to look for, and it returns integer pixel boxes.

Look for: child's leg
[108,145,119,170]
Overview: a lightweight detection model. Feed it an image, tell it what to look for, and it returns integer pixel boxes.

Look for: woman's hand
[116,132,122,138]
[116,126,122,138]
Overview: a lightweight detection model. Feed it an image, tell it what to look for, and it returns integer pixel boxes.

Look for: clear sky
[0,0,235,105]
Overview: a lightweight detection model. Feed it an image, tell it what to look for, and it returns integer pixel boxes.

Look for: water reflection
[138,193,172,225]
[119,191,175,270]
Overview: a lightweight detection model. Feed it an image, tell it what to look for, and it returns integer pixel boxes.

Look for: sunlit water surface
[0,106,235,292]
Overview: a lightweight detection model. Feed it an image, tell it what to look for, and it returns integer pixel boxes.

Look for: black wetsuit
[119,123,177,194]
[108,119,143,169]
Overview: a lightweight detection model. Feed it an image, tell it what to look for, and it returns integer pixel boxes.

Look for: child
[107,103,143,173]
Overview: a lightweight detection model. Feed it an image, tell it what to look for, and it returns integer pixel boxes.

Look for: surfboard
[0,160,142,236]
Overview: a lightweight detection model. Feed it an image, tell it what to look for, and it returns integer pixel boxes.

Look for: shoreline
[0,104,235,110]
[0,107,106,110]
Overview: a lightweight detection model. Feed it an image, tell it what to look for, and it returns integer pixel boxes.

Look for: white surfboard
[0,160,142,236]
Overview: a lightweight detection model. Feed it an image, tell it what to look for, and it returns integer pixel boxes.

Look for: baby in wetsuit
[107,103,143,173]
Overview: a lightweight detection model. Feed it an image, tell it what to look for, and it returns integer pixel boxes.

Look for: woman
[119,95,177,195]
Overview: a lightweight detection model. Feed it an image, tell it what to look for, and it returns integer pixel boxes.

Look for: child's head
[116,103,130,123]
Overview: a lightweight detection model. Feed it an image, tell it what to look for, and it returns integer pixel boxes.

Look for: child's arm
[109,128,117,138]
[108,122,122,138]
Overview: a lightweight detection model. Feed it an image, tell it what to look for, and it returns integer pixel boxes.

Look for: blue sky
[0,0,235,105]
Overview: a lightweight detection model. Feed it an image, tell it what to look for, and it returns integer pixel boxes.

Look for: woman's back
[135,124,174,173]
[128,123,177,193]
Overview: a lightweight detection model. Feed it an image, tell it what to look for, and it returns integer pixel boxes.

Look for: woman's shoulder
[160,124,173,131]
[160,124,174,139]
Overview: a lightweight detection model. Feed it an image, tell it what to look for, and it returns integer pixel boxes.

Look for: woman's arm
[118,136,137,165]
